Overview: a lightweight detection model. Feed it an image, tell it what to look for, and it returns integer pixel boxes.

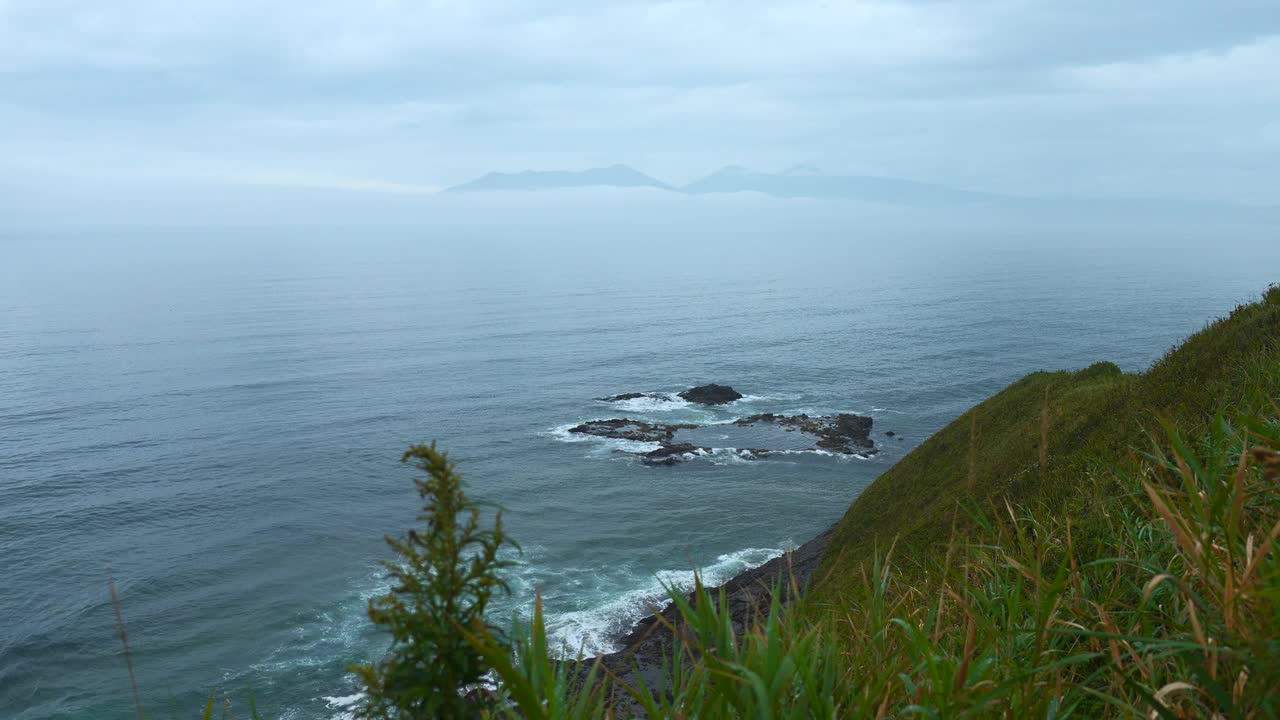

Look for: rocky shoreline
[554,385,870,706]
[571,525,836,710]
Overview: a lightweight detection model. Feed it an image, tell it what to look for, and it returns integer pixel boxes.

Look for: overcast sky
[2,0,1279,207]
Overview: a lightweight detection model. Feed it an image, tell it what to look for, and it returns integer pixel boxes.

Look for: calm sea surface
[2,216,1276,718]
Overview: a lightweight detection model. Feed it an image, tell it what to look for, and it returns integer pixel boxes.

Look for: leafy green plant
[467,593,609,720]
[350,443,516,719]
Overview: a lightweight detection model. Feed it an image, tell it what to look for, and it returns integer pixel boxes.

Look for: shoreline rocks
[677,384,744,405]
[597,384,746,406]
[553,386,888,708]
[596,392,651,402]
[735,412,875,453]
[568,412,877,465]
[574,385,883,465]
[567,418,696,444]
[574,526,837,713]
[639,443,706,465]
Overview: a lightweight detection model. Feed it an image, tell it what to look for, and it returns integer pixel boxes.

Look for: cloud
[228,169,443,195]
[0,1,965,75]
[1065,35,1280,99]
[1,0,1278,211]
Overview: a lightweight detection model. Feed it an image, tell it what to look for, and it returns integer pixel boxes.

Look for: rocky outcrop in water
[638,445,771,466]
[567,412,877,465]
[734,412,875,454]
[567,418,695,444]
[639,443,706,466]
[596,392,655,402]
[678,384,744,405]
[597,384,744,405]
[571,385,882,465]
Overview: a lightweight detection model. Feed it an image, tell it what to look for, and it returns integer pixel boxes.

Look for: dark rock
[597,392,649,402]
[567,418,695,444]
[678,384,743,405]
[885,430,896,437]
[834,413,872,439]
[640,443,706,466]
[735,411,875,454]
[640,445,771,466]
[815,414,875,451]
[569,408,876,464]
[643,456,680,467]
[577,526,839,715]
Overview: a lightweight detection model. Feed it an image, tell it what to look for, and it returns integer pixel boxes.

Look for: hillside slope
[812,285,1280,603]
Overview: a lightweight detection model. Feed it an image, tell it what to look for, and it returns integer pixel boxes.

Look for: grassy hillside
[812,284,1280,604]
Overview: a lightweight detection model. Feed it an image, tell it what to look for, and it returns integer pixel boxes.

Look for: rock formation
[677,384,744,405]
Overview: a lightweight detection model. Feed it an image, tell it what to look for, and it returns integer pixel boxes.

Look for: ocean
[2,204,1276,718]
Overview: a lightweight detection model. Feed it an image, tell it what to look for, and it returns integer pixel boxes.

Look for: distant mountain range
[443,164,673,193]
[442,164,1002,205]
[439,164,1280,219]
[681,165,998,205]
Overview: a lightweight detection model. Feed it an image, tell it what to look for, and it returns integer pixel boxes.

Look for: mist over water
[2,201,1276,718]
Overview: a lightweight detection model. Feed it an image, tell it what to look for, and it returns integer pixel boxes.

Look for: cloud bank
[1,0,1277,216]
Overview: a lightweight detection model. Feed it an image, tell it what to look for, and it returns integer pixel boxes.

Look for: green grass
[812,284,1280,603]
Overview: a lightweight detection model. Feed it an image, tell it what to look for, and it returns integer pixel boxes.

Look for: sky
[2,0,1279,216]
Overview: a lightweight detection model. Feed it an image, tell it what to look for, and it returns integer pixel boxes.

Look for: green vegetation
[815,284,1280,599]
[350,444,516,719]
[477,403,1280,717]
[191,287,1279,718]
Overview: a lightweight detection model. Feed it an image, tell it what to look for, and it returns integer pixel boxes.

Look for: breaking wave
[528,546,784,657]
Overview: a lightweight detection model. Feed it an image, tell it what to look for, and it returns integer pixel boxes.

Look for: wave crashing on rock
[572,385,879,465]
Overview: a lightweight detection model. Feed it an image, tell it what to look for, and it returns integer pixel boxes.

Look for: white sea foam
[771,447,835,457]
[548,421,592,443]
[786,406,870,418]
[766,447,879,461]
[311,544,787,714]
[606,438,664,454]
[598,391,793,412]
[323,693,363,720]
[604,393,693,413]
[535,546,784,657]
[547,422,662,455]
[704,447,761,465]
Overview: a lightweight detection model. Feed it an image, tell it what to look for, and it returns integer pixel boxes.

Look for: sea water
[2,212,1276,719]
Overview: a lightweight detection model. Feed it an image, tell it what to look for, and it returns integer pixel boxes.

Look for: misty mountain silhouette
[444,163,998,205]
[440,165,1279,221]
[681,165,997,205]
[443,164,673,192]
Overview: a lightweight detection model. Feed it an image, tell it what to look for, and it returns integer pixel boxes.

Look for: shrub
[349,443,515,719]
